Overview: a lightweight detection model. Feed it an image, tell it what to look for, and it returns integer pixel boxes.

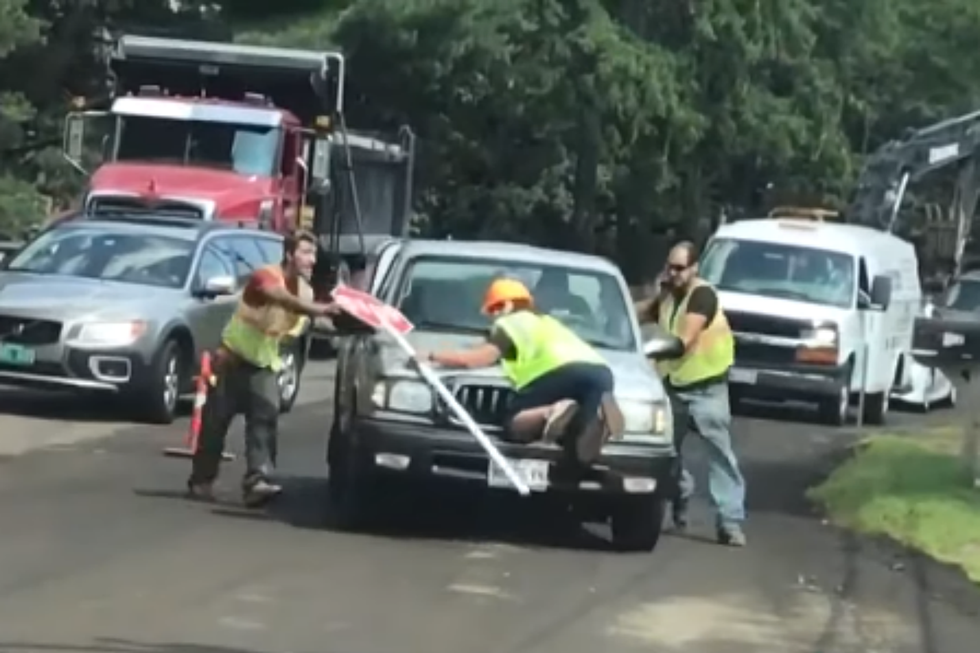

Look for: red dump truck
[62,34,415,292]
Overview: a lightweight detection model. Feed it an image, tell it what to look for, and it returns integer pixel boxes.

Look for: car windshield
[5,226,194,289]
[700,237,856,308]
[394,256,637,351]
[942,278,980,311]
[116,115,279,177]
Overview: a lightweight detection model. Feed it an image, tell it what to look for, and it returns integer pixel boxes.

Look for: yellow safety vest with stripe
[221,265,312,371]
[657,280,734,387]
[493,311,604,389]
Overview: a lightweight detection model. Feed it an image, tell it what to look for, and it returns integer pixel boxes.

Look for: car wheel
[609,495,666,552]
[136,339,183,425]
[278,342,303,414]
[326,422,375,530]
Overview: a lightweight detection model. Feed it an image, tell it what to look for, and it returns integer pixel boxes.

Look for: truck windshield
[116,116,279,177]
[5,225,194,289]
[942,278,980,311]
[394,256,637,351]
[700,238,856,308]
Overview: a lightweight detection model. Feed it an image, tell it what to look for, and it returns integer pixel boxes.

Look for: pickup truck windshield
[116,116,279,177]
[395,256,637,351]
[5,225,194,289]
[700,237,856,308]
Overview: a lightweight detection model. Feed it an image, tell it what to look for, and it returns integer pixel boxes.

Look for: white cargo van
[699,216,920,425]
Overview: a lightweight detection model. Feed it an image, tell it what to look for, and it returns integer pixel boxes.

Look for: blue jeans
[671,381,746,527]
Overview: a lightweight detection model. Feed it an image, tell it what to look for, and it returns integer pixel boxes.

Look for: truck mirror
[64,113,86,169]
[311,139,330,188]
[868,275,892,310]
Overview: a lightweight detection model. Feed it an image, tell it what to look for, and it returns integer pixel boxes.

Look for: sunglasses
[665,263,689,274]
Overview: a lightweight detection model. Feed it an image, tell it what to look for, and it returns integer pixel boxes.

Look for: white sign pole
[371,310,531,496]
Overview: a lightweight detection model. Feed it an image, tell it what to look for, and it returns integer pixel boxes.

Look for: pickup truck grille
[446,384,513,427]
[0,316,62,346]
[89,196,205,220]
[725,310,807,339]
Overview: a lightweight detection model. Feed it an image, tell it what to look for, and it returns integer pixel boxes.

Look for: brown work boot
[186,480,215,502]
[598,392,625,442]
[542,399,579,443]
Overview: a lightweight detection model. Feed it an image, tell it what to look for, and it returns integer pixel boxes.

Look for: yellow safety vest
[657,280,734,387]
[221,265,312,371]
[494,311,604,389]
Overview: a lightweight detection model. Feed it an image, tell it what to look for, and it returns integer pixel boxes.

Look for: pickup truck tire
[326,424,375,530]
[609,495,666,552]
[134,338,184,425]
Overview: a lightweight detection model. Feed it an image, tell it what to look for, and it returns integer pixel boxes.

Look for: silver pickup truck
[328,239,683,551]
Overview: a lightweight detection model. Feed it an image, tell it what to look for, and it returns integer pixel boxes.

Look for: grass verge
[808,429,980,583]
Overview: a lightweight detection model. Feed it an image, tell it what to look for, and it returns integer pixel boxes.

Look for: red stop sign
[331,285,414,334]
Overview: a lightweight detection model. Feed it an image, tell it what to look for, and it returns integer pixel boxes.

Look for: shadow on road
[0,639,269,653]
[0,387,121,423]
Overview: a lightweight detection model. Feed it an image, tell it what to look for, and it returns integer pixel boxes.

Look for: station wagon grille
[445,384,513,427]
[0,315,62,346]
[725,310,808,339]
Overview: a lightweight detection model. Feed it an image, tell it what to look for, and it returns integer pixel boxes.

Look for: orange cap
[482,278,532,314]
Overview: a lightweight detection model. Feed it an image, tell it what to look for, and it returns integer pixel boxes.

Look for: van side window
[858,258,871,295]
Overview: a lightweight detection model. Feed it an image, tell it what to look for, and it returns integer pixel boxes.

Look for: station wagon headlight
[70,321,146,347]
[372,380,433,414]
[616,399,671,437]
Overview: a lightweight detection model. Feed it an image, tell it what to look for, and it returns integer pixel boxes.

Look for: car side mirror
[868,274,892,311]
[198,274,236,297]
[643,334,685,361]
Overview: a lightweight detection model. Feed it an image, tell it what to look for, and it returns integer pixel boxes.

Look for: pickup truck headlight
[372,379,433,414]
[617,399,671,438]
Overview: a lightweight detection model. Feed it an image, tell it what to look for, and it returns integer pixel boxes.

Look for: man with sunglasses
[635,241,747,547]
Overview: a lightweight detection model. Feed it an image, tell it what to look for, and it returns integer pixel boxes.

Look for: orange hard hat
[482,277,533,314]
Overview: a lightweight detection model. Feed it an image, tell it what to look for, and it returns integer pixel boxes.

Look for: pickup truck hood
[718,289,849,324]
[90,162,274,216]
[0,272,182,321]
[375,330,667,403]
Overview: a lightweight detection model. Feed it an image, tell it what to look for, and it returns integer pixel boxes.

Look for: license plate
[729,368,757,384]
[0,343,35,366]
[488,457,549,491]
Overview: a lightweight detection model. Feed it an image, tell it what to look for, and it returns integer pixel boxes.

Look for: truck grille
[733,340,797,366]
[725,310,807,339]
[0,316,62,346]
[445,384,513,427]
[89,196,205,219]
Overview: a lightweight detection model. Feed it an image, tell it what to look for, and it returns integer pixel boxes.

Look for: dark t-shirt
[488,323,518,360]
[647,285,717,326]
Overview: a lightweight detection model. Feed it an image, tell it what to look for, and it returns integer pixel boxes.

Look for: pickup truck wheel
[326,427,374,530]
[133,339,184,425]
[609,495,666,552]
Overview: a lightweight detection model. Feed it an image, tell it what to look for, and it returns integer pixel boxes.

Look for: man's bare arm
[256,284,334,317]
[634,297,660,325]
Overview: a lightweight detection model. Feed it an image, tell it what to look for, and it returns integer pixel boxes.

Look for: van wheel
[863,390,890,425]
[134,339,184,425]
[819,379,851,426]
[609,496,666,552]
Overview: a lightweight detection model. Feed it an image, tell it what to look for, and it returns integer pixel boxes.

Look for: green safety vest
[494,311,604,389]
[222,265,311,371]
[656,280,734,387]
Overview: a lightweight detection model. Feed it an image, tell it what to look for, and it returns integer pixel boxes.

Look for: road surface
[0,361,977,653]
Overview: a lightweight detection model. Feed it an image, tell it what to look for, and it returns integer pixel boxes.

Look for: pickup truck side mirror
[643,334,685,361]
[310,138,330,190]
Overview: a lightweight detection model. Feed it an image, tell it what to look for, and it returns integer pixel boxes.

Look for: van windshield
[700,238,855,308]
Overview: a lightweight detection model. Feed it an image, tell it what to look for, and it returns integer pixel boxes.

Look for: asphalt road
[0,361,978,653]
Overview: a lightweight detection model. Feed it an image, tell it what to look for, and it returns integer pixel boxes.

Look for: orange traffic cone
[163,351,235,461]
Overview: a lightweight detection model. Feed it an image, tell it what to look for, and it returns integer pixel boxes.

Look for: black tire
[326,422,375,530]
[818,365,852,426]
[135,339,184,425]
[862,390,890,425]
[278,340,305,414]
[610,495,666,552]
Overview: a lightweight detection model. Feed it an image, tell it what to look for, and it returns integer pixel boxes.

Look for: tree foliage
[2,0,980,267]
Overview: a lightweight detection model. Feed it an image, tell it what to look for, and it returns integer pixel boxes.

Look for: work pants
[189,354,280,488]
